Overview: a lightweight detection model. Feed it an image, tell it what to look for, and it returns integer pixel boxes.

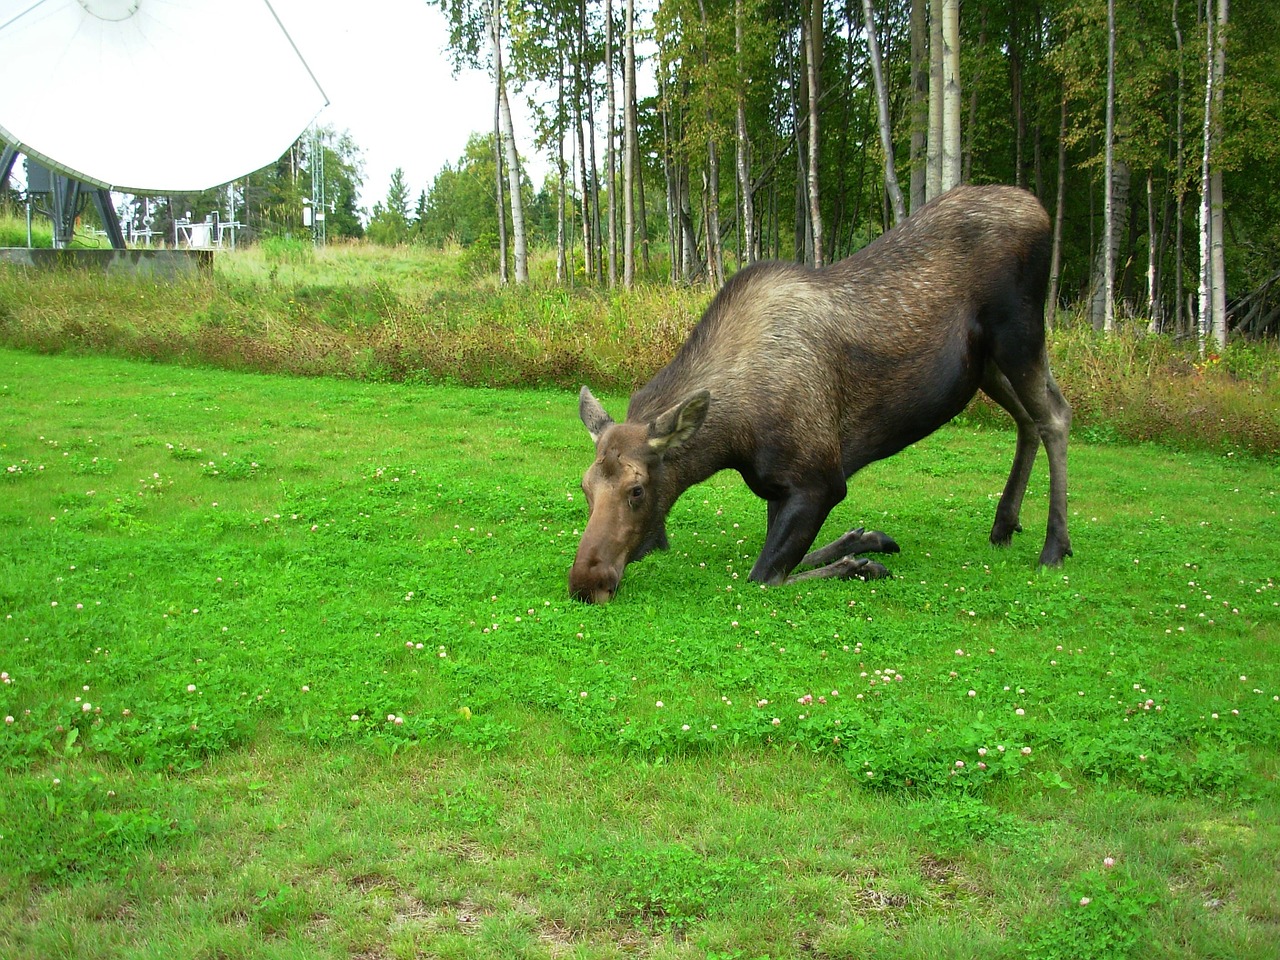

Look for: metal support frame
[1,142,17,188]
[1,138,126,249]
[310,125,325,247]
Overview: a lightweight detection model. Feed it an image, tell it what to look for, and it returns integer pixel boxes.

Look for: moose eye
[627,484,645,506]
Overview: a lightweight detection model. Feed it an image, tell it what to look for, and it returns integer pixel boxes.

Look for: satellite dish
[0,0,329,194]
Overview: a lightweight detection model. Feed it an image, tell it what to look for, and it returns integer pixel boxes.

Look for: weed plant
[1,348,1277,958]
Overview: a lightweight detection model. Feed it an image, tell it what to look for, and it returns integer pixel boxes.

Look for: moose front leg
[785,527,898,584]
[801,527,900,568]
[786,554,892,584]
[748,480,846,586]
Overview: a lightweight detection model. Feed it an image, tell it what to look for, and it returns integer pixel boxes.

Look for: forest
[428,0,1278,344]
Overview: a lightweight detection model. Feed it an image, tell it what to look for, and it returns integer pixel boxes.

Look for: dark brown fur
[571,185,1071,603]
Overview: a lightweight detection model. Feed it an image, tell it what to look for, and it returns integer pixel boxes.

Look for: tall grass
[1,242,1277,454]
[0,211,54,248]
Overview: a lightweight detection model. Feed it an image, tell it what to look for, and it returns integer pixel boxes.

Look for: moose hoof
[832,556,891,581]
[786,555,891,585]
[989,520,1023,548]
[862,530,900,555]
[1038,540,1073,567]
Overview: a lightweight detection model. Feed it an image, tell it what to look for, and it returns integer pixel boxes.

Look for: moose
[569,185,1071,604]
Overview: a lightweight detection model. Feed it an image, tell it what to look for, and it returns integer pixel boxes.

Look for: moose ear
[649,390,710,454]
[578,386,614,443]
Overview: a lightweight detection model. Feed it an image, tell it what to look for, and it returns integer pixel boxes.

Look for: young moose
[570,185,1071,604]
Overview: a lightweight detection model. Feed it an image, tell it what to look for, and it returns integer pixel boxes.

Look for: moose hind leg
[995,353,1072,566]
[981,363,1041,547]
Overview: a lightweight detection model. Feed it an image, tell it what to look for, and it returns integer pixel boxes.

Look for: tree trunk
[941,0,961,191]
[1047,93,1067,331]
[573,2,594,281]
[804,4,824,268]
[1101,0,1116,332]
[909,0,928,212]
[1172,0,1186,337]
[489,11,507,287]
[698,0,724,285]
[623,0,637,287]
[735,0,757,264]
[580,0,602,283]
[793,29,810,263]
[863,0,906,225]
[556,47,568,283]
[1010,0,1025,188]
[605,0,618,287]
[1147,174,1159,331]
[1089,161,1129,330]
[1209,0,1228,349]
[658,68,679,283]
[493,64,508,285]
[926,0,943,200]
[1198,0,1229,351]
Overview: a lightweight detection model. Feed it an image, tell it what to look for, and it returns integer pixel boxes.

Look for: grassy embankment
[1,235,1277,454]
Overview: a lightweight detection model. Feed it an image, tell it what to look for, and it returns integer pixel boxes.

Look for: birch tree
[734,0,756,264]
[1102,0,1116,333]
[434,0,528,283]
[605,0,618,286]
[1199,0,1228,352]
[909,0,928,212]
[803,1,824,267]
[862,0,906,225]
[622,0,637,286]
[926,0,943,199]
[941,0,962,191]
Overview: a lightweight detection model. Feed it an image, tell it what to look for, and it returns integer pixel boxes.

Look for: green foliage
[0,212,52,248]
[560,841,772,929]
[0,770,190,884]
[1024,867,1159,960]
[367,167,413,247]
[259,235,314,267]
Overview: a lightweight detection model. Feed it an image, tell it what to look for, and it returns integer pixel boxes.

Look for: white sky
[273,0,551,215]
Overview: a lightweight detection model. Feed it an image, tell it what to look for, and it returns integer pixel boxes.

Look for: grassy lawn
[1,346,1278,959]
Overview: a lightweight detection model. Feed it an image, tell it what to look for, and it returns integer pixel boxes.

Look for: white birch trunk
[735,0,756,264]
[804,8,823,268]
[623,0,636,287]
[1147,174,1159,332]
[863,0,906,224]
[1103,0,1116,333]
[605,0,617,287]
[1209,0,1229,349]
[940,0,961,192]
[1047,94,1067,331]
[1197,1,1216,354]
[489,0,527,284]
[926,0,943,200]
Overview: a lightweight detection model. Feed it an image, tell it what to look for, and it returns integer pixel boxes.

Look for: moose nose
[569,558,619,604]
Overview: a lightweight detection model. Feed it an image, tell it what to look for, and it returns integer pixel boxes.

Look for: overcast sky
[273,0,550,215]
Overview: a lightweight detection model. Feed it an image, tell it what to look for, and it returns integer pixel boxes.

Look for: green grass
[2,347,1278,958]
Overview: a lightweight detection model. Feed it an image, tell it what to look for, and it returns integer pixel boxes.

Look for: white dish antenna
[0,0,329,193]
